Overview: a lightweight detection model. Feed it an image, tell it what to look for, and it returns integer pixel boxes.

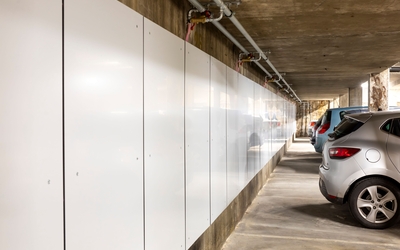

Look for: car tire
[348,177,400,229]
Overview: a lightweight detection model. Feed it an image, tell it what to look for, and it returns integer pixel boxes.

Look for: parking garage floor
[221,138,400,250]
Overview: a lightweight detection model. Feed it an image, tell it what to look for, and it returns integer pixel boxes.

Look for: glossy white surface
[0,1,63,249]
[247,80,257,180]
[254,84,263,172]
[2,1,299,248]
[64,0,144,249]
[185,42,210,248]
[210,57,227,222]
[237,74,250,189]
[227,68,242,203]
[144,18,185,250]
[271,93,280,152]
[260,88,272,166]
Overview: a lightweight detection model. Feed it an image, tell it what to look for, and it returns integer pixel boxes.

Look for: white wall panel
[65,0,144,249]
[227,68,242,203]
[254,84,263,172]
[210,58,227,222]
[236,75,247,189]
[238,76,256,184]
[0,1,63,249]
[261,88,272,165]
[276,95,285,148]
[144,19,185,250]
[185,43,210,248]
[271,92,279,153]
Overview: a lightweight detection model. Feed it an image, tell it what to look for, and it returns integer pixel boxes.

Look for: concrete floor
[221,138,400,250]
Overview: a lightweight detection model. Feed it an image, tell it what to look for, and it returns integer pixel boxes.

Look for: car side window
[391,119,400,137]
[381,120,392,133]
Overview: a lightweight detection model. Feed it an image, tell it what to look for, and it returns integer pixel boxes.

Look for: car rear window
[321,110,331,125]
[328,116,364,140]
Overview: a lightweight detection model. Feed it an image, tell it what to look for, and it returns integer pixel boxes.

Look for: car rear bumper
[319,177,344,204]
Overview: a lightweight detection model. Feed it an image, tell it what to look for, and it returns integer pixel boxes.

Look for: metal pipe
[187,0,273,79]
[208,8,224,23]
[188,7,224,24]
[239,52,262,62]
[188,8,199,20]
[211,0,301,102]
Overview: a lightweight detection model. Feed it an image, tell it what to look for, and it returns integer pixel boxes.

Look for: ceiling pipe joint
[188,7,224,24]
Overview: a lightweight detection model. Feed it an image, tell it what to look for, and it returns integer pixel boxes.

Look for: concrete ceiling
[205,0,400,100]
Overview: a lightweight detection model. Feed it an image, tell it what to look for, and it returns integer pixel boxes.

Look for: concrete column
[339,89,349,107]
[349,87,362,106]
[389,71,400,107]
[369,69,389,111]
[331,98,339,108]
[295,100,329,137]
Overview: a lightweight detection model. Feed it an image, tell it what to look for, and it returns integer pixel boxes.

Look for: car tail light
[310,121,316,127]
[329,147,360,159]
[318,122,330,134]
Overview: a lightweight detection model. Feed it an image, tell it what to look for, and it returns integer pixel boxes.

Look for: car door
[387,118,400,170]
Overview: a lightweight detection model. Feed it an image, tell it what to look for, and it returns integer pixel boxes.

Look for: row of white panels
[0,0,296,250]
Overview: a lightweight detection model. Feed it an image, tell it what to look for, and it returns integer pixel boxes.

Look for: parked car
[313,106,367,153]
[307,120,318,137]
[310,116,322,145]
[319,110,400,229]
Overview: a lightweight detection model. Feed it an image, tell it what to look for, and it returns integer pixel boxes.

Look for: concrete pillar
[389,71,400,107]
[349,87,362,106]
[331,98,339,108]
[369,69,389,111]
[295,100,329,137]
[339,89,349,107]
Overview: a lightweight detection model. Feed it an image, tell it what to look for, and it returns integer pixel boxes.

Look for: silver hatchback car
[319,110,400,229]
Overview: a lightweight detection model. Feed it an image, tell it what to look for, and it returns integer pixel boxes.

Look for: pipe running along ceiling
[187,0,301,102]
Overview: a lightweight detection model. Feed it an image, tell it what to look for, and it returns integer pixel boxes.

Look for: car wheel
[348,177,400,229]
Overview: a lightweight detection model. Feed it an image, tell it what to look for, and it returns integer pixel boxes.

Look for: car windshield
[328,116,364,140]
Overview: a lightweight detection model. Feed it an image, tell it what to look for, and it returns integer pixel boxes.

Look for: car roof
[327,106,365,111]
[345,110,400,123]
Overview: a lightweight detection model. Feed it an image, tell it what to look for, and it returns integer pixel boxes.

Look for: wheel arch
[343,174,400,204]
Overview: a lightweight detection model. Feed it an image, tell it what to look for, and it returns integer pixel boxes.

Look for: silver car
[319,110,400,229]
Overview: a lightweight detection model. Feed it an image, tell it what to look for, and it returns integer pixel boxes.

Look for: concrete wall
[117,0,281,96]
